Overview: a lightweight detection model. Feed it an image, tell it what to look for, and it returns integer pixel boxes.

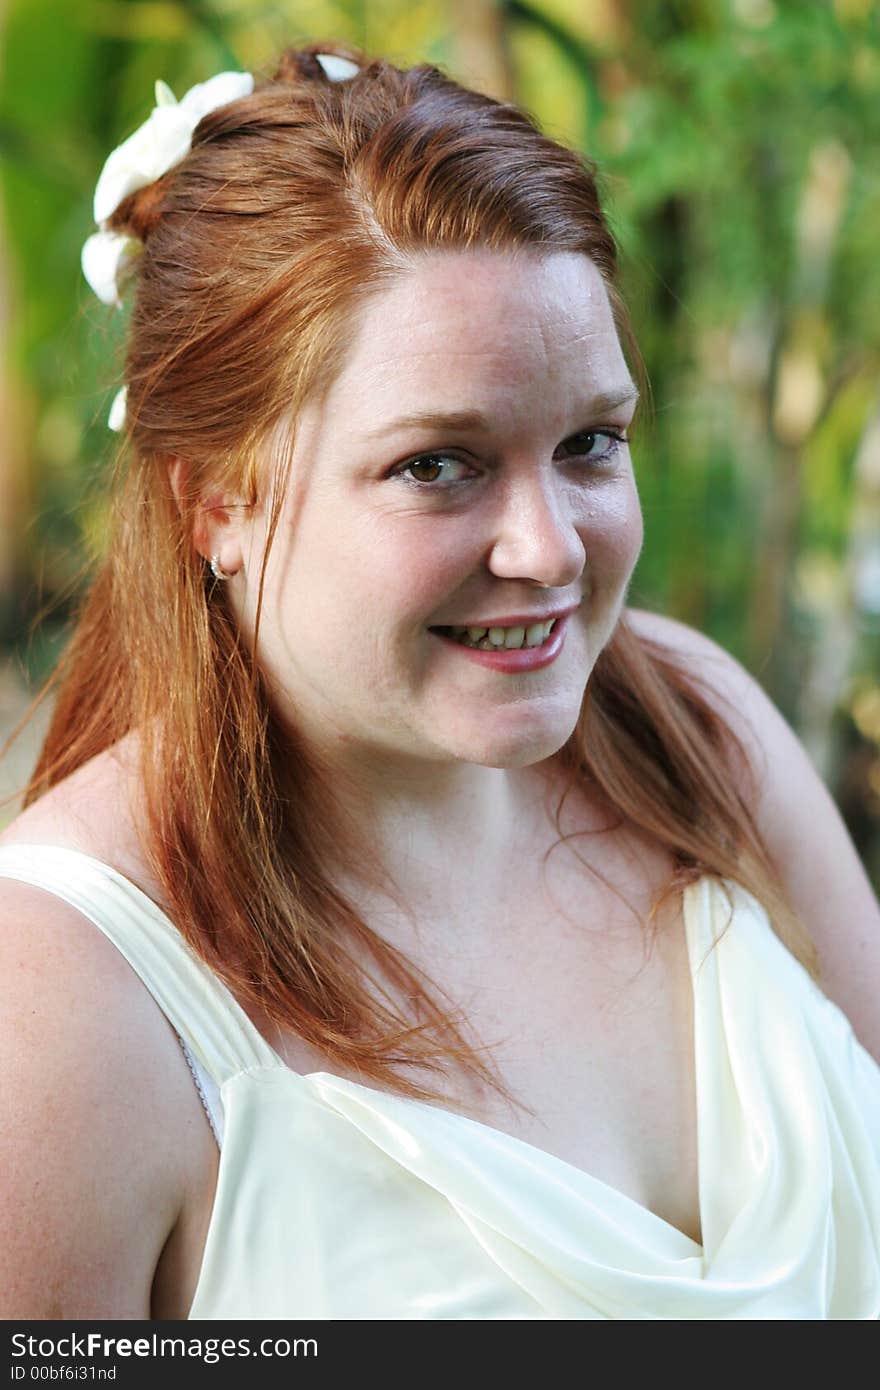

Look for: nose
[484,468,586,590]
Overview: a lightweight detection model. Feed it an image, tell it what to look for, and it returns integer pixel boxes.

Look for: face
[232,249,643,776]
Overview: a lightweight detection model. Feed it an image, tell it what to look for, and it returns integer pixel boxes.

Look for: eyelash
[390,430,630,490]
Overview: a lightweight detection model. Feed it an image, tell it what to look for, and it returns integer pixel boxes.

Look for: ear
[167,456,245,578]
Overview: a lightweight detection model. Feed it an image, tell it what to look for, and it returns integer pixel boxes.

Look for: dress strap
[0,843,281,1086]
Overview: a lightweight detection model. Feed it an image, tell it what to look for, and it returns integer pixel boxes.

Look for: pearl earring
[209,554,234,581]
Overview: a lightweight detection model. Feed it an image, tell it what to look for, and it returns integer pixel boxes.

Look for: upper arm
[626,605,880,1066]
[0,880,191,1318]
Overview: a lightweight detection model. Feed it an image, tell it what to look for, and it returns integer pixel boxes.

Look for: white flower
[82,68,253,315]
[81,228,142,306]
[107,385,128,432]
[314,53,360,81]
[92,70,255,226]
[84,58,355,430]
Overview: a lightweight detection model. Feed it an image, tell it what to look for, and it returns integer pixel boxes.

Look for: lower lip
[428,615,570,671]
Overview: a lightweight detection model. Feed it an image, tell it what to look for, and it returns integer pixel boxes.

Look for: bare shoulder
[625,605,880,1066]
[0,739,217,1317]
[626,606,756,707]
[0,731,165,902]
[625,604,718,656]
[0,879,194,1315]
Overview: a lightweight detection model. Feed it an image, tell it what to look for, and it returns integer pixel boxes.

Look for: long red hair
[12,41,818,1105]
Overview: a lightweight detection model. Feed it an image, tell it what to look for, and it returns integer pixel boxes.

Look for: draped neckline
[0,841,708,1248]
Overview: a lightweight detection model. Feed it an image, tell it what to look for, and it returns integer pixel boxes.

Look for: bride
[1,41,878,1320]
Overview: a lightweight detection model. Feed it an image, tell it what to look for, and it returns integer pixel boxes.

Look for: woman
[1,41,878,1321]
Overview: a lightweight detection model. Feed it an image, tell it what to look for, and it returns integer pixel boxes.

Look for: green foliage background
[1,0,879,877]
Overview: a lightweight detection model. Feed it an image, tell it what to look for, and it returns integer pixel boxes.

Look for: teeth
[443,618,557,651]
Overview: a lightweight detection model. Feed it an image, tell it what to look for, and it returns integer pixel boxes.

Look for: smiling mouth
[429,618,558,651]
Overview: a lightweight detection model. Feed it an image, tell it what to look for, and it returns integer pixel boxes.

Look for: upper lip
[431,604,579,629]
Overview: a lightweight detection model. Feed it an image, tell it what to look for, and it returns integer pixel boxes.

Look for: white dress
[0,842,878,1319]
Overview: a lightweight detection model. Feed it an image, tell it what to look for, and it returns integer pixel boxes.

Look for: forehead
[318,250,631,425]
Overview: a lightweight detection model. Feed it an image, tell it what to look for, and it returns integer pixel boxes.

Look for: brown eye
[394,453,473,488]
[409,457,445,483]
[556,430,627,464]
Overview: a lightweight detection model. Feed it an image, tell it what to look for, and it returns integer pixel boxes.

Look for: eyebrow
[363,385,641,440]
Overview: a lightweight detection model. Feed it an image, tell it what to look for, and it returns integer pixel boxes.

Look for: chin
[449,715,579,770]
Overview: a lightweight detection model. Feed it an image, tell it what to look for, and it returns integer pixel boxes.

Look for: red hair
[14,41,818,1105]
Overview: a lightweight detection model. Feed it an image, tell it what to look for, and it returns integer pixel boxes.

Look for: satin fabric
[1,842,878,1319]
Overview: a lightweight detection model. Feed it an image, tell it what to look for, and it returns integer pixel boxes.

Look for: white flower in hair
[92,70,255,225]
[107,385,128,432]
[81,69,254,307]
[81,229,142,308]
[314,53,360,81]
[83,57,354,428]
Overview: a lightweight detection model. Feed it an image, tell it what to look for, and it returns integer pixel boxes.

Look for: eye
[389,429,629,491]
[555,430,629,465]
[391,453,475,488]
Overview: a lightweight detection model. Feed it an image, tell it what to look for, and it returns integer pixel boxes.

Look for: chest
[157,842,702,1318]
[269,848,702,1248]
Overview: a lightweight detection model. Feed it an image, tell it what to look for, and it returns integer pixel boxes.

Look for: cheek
[582,477,644,573]
[282,518,447,642]
[344,517,466,617]
[621,483,645,567]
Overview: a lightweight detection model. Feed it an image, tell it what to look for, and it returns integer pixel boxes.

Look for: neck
[305,745,594,933]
